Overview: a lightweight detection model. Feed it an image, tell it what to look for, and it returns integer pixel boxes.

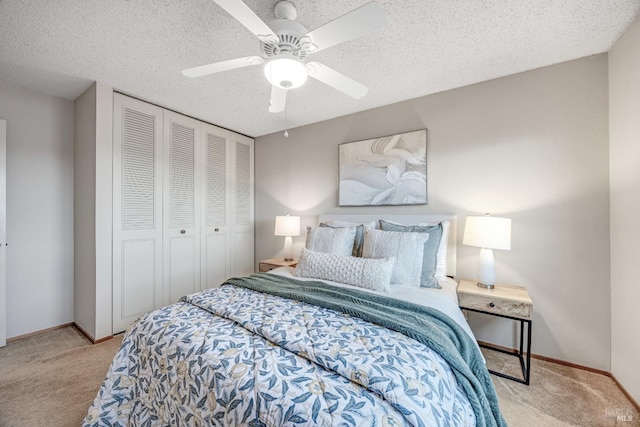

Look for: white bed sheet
[267,266,481,355]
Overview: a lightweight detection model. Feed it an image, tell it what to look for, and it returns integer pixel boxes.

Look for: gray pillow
[379,220,443,289]
[319,223,365,257]
[305,226,356,257]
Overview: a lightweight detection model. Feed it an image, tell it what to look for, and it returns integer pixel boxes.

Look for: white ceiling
[1,0,638,137]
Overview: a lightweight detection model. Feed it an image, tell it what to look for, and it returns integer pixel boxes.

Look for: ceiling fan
[182,0,386,113]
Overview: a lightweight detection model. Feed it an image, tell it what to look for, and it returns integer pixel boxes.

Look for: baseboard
[72,322,113,344]
[6,322,74,343]
[478,340,639,410]
[610,373,640,412]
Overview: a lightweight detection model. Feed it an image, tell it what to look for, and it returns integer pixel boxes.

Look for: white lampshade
[275,215,300,262]
[274,215,300,237]
[463,215,511,289]
[463,216,511,250]
[264,55,308,89]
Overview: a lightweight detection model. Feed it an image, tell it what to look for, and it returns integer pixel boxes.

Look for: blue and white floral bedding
[84,274,504,426]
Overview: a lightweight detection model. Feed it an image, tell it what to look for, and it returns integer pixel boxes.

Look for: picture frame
[338,129,427,206]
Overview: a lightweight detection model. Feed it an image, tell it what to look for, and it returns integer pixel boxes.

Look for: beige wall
[255,55,611,370]
[609,16,640,402]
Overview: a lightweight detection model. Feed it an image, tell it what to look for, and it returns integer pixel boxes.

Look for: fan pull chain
[284,102,289,138]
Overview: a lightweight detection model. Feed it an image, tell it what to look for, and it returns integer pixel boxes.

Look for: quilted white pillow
[295,248,395,292]
[305,226,356,256]
[362,228,428,287]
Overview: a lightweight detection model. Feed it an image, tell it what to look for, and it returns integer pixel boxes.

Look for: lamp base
[476,282,495,289]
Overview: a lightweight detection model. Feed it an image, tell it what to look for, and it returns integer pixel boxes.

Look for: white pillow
[362,228,428,287]
[435,221,449,281]
[295,248,394,292]
[305,226,356,256]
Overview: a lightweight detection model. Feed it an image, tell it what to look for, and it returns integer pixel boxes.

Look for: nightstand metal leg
[465,307,532,385]
[525,319,532,385]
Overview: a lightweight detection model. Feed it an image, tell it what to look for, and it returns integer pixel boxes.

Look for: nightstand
[457,279,533,385]
[258,258,298,272]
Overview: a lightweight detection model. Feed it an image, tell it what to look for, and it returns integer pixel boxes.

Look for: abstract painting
[339,129,427,206]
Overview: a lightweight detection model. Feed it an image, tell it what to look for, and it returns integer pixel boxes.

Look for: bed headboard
[318,214,457,277]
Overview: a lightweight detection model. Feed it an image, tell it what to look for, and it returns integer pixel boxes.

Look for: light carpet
[0,326,637,426]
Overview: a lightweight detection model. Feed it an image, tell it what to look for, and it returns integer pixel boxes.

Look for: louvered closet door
[112,94,164,334]
[231,133,254,277]
[201,123,231,289]
[163,111,201,304]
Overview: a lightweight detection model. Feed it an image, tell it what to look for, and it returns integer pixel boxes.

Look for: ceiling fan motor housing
[260,18,313,60]
[261,2,312,90]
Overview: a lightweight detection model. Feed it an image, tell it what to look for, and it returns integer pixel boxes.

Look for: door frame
[1,119,7,347]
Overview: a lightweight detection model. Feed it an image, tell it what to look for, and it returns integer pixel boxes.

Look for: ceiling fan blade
[306,62,368,99]
[269,85,287,113]
[303,2,385,53]
[213,0,278,43]
[182,56,263,78]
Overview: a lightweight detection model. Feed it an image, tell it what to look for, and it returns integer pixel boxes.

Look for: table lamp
[274,215,300,261]
[463,214,511,289]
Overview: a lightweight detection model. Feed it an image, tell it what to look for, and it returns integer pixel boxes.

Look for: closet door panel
[204,234,228,287]
[231,133,254,277]
[201,123,231,289]
[168,236,197,302]
[163,111,201,304]
[121,239,157,317]
[112,94,163,334]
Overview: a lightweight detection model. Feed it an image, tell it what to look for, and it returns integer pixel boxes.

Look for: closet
[112,94,254,333]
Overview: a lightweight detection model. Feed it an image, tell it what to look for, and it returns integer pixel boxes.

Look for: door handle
[180,230,186,234]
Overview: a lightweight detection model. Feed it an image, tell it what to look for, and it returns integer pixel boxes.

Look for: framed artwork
[338,129,427,206]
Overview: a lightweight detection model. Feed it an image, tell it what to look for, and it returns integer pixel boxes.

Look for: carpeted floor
[482,350,639,427]
[0,326,637,426]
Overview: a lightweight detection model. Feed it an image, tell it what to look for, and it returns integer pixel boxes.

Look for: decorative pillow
[324,220,376,231]
[305,226,356,257]
[319,223,365,257]
[434,221,449,281]
[362,228,428,287]
[379,220,443,289]
[295,248,394,292]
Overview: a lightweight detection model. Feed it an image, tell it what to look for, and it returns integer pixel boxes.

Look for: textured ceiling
[1,0,638,137]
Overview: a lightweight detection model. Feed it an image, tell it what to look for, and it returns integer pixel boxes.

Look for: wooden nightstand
[258,258,298,272]
[457,279,533,385]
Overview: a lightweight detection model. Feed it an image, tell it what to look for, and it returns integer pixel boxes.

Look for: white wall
[74,83,97,337]
[0,83,74,338]
[74,82,113,341]
[609,15,640,402]
[255,55,611,370]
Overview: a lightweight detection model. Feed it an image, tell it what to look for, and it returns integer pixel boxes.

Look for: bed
[84,215,505,427]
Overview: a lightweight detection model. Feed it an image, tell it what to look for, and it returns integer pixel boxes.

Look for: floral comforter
[85,274,504,426]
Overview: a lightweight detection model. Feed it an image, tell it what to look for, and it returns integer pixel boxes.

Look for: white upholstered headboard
[318,214,457,278]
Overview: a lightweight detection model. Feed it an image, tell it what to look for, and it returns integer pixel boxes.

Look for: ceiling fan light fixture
[264,55,307,89]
